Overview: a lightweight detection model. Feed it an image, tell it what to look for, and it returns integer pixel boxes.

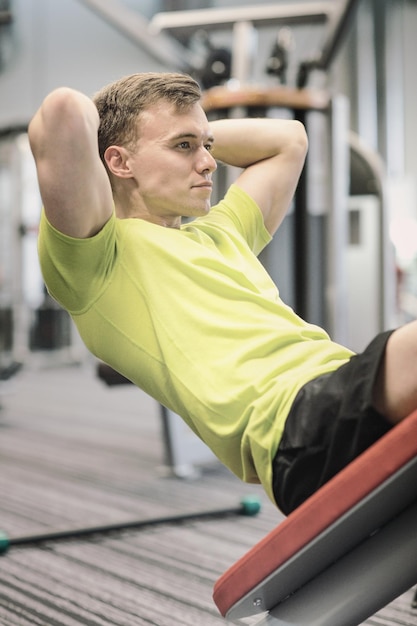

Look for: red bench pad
[213,410,417,617]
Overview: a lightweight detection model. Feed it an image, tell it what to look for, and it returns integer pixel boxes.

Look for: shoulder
[38,209,118,312]
[203,185,272,255]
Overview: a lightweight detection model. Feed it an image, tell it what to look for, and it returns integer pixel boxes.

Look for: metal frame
[250,503,417,625]
[149,2,332,35]
[215,411,417,625]
[77,1,362,88]
[325,95,350,344]
[313,0,362,71]
[77,0,334,76]
[348,131,396,334]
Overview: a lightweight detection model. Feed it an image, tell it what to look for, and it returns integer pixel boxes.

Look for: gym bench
[213,409,417,625]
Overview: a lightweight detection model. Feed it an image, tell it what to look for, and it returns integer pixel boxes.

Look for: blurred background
[0,5,416,623]
[1,0,417,377]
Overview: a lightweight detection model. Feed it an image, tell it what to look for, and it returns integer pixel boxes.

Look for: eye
[205,143,213,152]
[177,141,190,150]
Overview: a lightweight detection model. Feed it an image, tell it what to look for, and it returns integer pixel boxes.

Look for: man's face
[128,101,217,224]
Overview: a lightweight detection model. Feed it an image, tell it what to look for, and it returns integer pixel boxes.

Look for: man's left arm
[209,118,308,236]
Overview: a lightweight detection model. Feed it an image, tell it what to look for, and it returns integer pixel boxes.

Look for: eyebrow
[170,131,214,143]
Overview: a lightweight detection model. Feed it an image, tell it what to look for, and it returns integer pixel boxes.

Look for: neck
[114,194,181,229]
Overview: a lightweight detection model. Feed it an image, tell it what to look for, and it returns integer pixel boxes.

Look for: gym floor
[0,357,415,626]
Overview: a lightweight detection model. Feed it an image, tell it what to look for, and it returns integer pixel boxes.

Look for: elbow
[29,88,98,154]
[39,87,92,119]
[292,120,309,158]
[284,120,308,173]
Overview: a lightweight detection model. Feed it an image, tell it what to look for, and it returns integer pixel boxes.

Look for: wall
[0,0,168,129]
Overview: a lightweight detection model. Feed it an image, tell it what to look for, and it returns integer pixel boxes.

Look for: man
[29,72,417,515]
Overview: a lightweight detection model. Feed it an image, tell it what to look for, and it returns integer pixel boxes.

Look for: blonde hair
[93,72,202,162]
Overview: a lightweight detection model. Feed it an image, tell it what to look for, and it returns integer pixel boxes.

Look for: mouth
[192,182,212,190]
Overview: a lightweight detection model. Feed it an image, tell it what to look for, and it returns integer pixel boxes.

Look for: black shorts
[272,330,394,516]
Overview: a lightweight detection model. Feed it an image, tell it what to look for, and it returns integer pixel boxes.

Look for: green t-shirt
[38,184,353,503]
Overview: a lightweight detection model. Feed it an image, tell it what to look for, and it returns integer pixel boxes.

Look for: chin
[184,204,211,219]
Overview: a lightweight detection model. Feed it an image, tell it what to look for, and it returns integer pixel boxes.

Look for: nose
[198,147,217,174]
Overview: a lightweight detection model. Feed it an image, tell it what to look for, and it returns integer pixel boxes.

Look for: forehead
[138,101,211,142]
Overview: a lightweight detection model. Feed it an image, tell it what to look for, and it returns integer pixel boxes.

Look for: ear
[104,146,133,179]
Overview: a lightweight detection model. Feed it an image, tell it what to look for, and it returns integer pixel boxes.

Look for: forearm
[209,117,308,169]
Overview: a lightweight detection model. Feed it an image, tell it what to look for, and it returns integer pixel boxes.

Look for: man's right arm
[28,87,114,239]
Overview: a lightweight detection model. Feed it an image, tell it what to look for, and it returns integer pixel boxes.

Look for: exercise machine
[213,410,417,625]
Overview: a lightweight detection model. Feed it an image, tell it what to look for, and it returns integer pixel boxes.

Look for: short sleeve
[38,209,118,314]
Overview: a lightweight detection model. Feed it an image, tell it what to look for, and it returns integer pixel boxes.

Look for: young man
[29,72,417,515]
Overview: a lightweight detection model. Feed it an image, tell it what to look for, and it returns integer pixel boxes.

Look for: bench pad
[213,410,417,621]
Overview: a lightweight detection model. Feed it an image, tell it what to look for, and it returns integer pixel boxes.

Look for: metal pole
[326,95,350,344]
[0,497,261,554]
[297,0,362,87]
[294,109,309,320]
[149,2,331,35]
[230,21,257,84]
[316,0,363,71]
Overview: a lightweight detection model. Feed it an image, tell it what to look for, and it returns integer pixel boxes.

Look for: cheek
[136,152,190,191]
